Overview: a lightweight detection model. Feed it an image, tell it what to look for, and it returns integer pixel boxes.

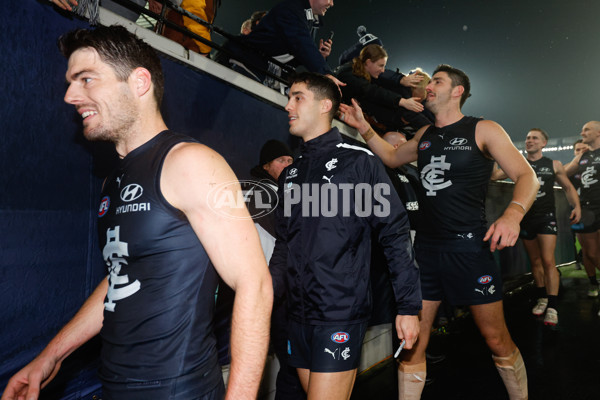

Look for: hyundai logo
[289,168,298,176]
[449,137,468,146]
[120,184,144,202]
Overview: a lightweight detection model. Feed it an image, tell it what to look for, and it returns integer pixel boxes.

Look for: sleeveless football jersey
[416,116,493,243]
[97,131,219,381]
[578,148,600,209]
[526,156,556,215]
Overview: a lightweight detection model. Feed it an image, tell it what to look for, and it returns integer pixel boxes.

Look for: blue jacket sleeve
[268,179,289,300]
[365,156,422,315]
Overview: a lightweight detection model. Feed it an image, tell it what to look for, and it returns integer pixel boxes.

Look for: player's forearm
[359,125,402,167]
[505,171,539,221]
[564,185,581,209]
[43,277,107,363]
[226,273,273,399]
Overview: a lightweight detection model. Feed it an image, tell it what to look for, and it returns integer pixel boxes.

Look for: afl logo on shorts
[419,141,431,151]
[478,275,493,284]
[331,332,350,344]
[98,196,110,217]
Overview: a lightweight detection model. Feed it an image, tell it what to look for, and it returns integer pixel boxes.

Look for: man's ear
[321,98,333,115]
[452,85,464,100]
[131,67,152,98]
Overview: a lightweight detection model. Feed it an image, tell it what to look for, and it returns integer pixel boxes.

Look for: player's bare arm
[161,143,273,400]
[478,120,539,251]
[339,98,426,168]
[554,159,581,224]
[2,278,107,400]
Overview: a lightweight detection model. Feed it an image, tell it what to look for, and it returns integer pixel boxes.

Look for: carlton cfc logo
[331,332,350,344]
[98,196,110,217]
[419,141,431,151]
[478,275,493,284]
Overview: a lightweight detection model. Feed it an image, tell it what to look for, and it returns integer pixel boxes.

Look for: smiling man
[340,64,538,400]
[565,121,600,301]
[492,128,581,326]
[1,25,272,400]
[269,72,421,400]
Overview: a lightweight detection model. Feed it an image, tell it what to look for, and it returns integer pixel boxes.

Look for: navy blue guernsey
[527,157,556,215]
[577,148,600,210]
[416,116,493,246]
[96,131,220,382]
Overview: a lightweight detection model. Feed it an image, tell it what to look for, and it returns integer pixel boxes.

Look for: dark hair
[433,64,471,108]
[574,138,583,146]
[529,128,549,141]
[289,72,341,121]
[250,11,267,30]
[58,25,164,108]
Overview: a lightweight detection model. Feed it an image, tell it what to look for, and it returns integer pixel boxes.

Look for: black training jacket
[269,128,421,325]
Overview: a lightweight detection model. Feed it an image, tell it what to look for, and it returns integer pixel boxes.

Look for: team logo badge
[325,158,338,171]
[287,168,299,179]
[331,332,350,343]
[419,141,432,151]
[580,159,589,165]
[98,196,110,217]
[478,275,493,284]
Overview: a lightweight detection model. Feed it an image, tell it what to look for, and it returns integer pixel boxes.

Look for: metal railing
[102,0,295,87]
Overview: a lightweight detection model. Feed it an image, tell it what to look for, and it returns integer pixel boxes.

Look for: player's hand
[399,97,425,113]
[1,355,61,400]
[49,0,78,11]
[395,315,420,350]
[338,99,370,133]
[570,206,581,224]
[483,211,521,252]
[319,39,332,59]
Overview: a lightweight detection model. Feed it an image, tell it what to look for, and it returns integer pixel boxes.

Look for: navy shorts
[101,364,225,400]
[415,244,503,306]
[520,212,557,240]
[571,206,600,233]
[288,320,368,372]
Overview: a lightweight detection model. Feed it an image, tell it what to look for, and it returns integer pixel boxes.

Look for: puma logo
[322,175,334,184]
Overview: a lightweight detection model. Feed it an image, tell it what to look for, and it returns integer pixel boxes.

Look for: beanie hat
[259,140,292,166]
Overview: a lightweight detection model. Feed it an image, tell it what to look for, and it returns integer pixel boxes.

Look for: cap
[259,140,292,166]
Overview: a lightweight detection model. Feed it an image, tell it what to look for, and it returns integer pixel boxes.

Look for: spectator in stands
[244,140,306,400]
[49,0,147,22]
[250,10,267,30]
[338,25,383,66]
[564,121,600,300]
[492,128,581,326]
[334,44,433,135]
[160,0,217,56]
[217,0,343,90]
[241,19,252,35]
[241,11,267,35]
